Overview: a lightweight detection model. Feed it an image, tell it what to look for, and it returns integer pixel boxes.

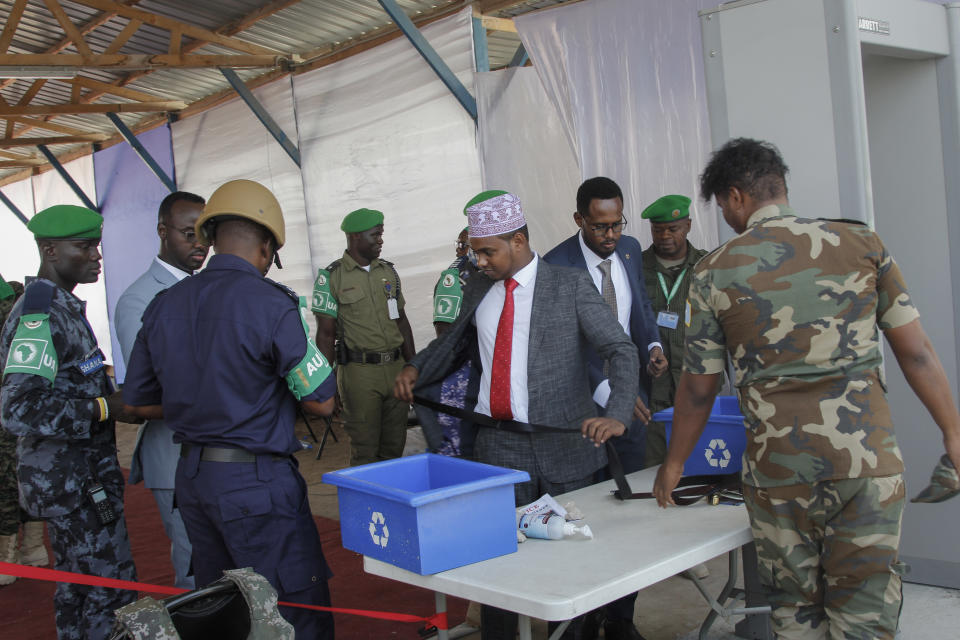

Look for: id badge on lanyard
[656,268,687,330]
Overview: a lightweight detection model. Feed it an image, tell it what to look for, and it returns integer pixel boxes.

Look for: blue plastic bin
[322,453,530,575]
[654,395,746,475]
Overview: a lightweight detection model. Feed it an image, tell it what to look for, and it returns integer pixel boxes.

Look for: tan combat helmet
[195,179,286,249]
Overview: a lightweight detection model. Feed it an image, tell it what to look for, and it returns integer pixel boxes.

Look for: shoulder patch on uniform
[311,267,338,318]
[325,259,343,272]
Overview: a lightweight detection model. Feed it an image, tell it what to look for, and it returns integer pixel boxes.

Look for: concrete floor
[115,419,960,639]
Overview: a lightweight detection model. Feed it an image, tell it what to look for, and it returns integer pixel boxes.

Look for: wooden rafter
[69,76,164,102]
[43,0,94,57]
[0,0,29,55]
[102,17,142,55]
[67,0,285,55]
[1,135,109,147]
[0,101,186,116]
[0,149,41,160]
[0,115,102,137]
[0,0,142,91]
[0,160,46,168]
[0,54,284,69]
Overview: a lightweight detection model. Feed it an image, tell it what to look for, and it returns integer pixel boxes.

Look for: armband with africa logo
[286,297,333,400]
[433,268,463,323]
[3,313,58,384]
[310,268,338,318]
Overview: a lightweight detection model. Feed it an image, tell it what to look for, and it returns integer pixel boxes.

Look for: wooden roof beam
[0,101,187,116]
[0,135,110,148]
[69,76,167,102]
[43,0,94,57]
[0,0,28,55]
[0,54,285,69]
[0,115,102,136]
[68,0,287,56]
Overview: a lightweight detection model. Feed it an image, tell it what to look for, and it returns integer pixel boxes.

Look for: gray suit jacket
[410,259,639,483]
[114,258,181,488]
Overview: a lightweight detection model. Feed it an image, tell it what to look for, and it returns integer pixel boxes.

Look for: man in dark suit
[114,191,208,590]
[395,190,639,640]
[543,177,666,640]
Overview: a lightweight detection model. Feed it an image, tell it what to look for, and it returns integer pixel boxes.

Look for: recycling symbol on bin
[368,511,389,548]
[704,438,732,469]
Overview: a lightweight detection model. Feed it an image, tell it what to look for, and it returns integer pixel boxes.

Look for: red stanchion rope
[0,562,448,630]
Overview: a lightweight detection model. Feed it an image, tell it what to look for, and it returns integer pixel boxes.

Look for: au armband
[286,297,333,400]
[3,313,58,384]
[433,268,463,323]
[311,268,338,318]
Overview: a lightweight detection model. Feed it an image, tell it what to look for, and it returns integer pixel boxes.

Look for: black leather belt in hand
[344,347,401,365]
[411,396,741,505]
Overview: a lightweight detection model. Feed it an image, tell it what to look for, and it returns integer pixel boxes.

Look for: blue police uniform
[123,254,336,639]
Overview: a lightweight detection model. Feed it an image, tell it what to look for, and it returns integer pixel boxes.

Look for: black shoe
[602,619,647,640]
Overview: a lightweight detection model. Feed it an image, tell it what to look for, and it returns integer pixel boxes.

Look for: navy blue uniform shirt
[123,254,335,455]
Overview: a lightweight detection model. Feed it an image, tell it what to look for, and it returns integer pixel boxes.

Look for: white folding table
[364,467,771,640]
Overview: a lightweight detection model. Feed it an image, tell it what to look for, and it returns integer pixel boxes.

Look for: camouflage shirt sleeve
[875,243,919,330]
[683,266,727,376]
[1,305,99,440]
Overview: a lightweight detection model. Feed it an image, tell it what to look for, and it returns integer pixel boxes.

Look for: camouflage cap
[641,194,691,223]
[910,454,959,503]
[341,208,384,233]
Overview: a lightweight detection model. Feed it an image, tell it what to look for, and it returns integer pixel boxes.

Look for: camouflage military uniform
[641,241,707,466]
[684,205,916,639]
[1,279,25,537]
[1,279,136,639]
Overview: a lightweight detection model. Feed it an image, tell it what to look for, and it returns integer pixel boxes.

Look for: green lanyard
[657,268,687,305]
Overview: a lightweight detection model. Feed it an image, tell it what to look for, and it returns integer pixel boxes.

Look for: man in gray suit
[114,191,208,589]
[395,190,638,640]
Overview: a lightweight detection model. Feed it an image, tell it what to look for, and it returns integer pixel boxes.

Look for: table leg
[435,592,449,640]
[734,542,773,639]
[518,614,533,640]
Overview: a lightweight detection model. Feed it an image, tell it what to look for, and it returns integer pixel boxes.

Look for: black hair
[158,191,205,223]
[699,138,789,202]
[576,177,623,215]
[496,225,529,242]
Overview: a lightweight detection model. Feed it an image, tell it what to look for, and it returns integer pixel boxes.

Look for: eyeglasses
[167,225,201,244]
[586,219,627,236]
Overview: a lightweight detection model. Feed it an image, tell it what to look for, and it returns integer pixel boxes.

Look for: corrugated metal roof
[0,0,573,184]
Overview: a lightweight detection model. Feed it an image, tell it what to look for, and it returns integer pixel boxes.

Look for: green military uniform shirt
[312,251,405,352]
[684,204,918,488]
[641,241,707,412]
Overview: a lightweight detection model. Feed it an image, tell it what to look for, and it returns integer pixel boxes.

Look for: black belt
[344,348,401,365]
[412,395,741,505]
[180,444,288,463]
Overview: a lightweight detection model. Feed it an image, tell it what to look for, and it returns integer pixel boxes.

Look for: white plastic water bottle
[518,513,593,540]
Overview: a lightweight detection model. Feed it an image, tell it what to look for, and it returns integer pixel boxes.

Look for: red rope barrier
[0,562,448,630]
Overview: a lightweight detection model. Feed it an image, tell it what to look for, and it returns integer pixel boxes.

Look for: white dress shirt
[473,254,538,423]
[577,232,659,407]
[155,256,192,282]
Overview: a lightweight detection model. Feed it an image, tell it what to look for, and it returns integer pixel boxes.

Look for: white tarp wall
[514,0,720,252]
[27,156,113,364]
[0,179,37,285]
[294,7,481,349]
[171,77,315,330]
[475,67,582,255]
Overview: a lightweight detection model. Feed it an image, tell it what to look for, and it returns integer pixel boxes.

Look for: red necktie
[490,278,518,420]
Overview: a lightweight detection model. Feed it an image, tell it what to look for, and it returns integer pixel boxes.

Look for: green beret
[641,195,691,223]
[341,208,384,233]
[0,276,13,301]
[28,204,103,239]
[463,190,508,214]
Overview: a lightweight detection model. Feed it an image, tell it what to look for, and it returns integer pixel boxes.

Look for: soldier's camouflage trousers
[0,425,23,535]
[47,485,137,640]
[743,475,905,640]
